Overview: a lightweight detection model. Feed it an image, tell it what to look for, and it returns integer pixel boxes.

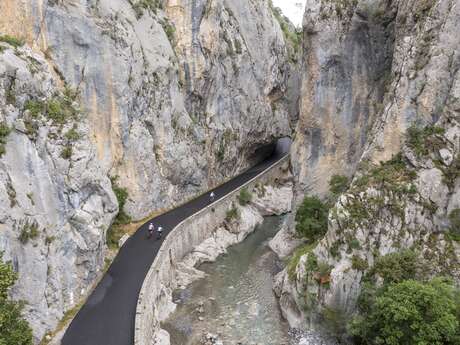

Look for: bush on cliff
[0,254,33,345]
[350,278,460,345]
[107,177,132,249]
[238,188,252,206]
[295,196,329,240]
[449,208,460,241]
[329,174,349,197]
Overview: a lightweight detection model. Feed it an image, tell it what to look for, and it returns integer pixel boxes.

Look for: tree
[351,278,460,345]
[295,196,329,239]
[329,174,349,197]
[0,254,33,345]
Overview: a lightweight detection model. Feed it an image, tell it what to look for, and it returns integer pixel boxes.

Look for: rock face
[0,0,294,341]
[0,43,118,340]
[292,0,459,198]
[282,0,460,335]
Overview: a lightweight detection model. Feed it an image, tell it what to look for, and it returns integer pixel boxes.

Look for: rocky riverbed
[162,216,336,345]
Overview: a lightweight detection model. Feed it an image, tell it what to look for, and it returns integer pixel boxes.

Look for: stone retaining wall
[134,155,290,345]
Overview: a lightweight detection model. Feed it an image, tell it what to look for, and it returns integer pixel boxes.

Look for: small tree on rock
[0,254,33,345]
[295,196,329,240]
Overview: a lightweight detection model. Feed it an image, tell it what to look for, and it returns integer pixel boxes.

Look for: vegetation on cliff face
[0,122,10,157]
[329,174,349,198]
[351,278,460,345]
[0,255,33,345]
[238,188,252,206]
[130,0,163,18]
[106,177,132,249]
[268,0,301,61]
[286,119,460,342]
[295,196,329,240]
[0,35,25,48]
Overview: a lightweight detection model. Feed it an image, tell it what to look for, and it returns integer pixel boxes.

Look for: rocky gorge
[0,0,295,342]
[0,0,459,344]
[275,0,460,343]
[157,180,293,345]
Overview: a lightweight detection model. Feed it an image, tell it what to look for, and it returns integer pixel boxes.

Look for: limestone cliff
[280,0,460,337]
[0,0,294,341]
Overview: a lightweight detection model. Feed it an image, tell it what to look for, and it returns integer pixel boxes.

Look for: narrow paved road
[62,139,290,345]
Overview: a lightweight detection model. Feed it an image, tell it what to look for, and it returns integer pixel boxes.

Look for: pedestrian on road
[148,222,154,239]
[157,226,163,240]
[210,191,215,202]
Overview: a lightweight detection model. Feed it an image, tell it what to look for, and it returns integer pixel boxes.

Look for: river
[162,215,337,345]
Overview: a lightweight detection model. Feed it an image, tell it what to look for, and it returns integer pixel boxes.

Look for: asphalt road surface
[61,138,290,345]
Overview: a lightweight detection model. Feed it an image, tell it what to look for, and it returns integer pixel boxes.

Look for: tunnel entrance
[246,137,291,166]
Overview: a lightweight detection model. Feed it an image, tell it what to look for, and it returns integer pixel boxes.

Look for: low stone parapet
[134,155,290,345]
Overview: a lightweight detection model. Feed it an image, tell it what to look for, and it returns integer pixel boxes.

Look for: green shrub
[216,142,225,161]
[406,124,445,157]
[295,196,329,240]
[106,177,131,249]
[65,126,80,141]
[160,19,176,44]
[47,94,79,125]
[329,174,349,196]
[287,243,315,280]
[106,225,127,250]
[442,154,460,189]
[0,122,10,157]
[351,255,368,271]
[414,0,437,22]
[225,206,239,222]
[329,241,341,258]
[24,100,44,117]
[0,122,10,141]
[350,278,460,345]
[0,255,16,300]
[238,188,252,206]
[317,261,332,279]
[0,35,25,48]
[448,209,460,241]
[45,236,55,245]
[18,220,39,244]
[110,177,131,226]
[348,238,361,250]
[234,38,242,54]
[26,193,34,206]
[370,249,418,284]
[0,254,33,345]
[6,87,16,105]
[60,146,72,160]
[23,118,38,138]
[130,0,163,18]
[353,153,417,195]
[305,251,319,272]
[47,99,66,124]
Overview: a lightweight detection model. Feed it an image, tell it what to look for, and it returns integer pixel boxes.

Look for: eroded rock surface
[282,0,460,334]
[0,0,295,340]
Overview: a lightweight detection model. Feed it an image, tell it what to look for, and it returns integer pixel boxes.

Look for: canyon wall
[282,0,460,335]
[0,0,295,341]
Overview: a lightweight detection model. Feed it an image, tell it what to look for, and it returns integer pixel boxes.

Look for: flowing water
[163,216,338,345]
[163,216,290,345]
